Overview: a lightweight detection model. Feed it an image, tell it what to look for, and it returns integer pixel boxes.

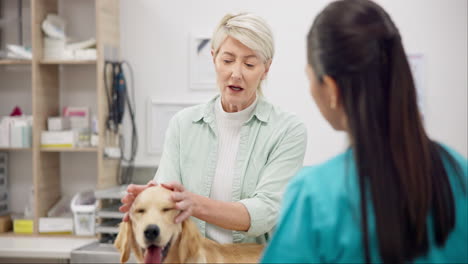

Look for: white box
[48,117,70,131]
[39,217,73,233]
[22,125,32,148]
[0,117,13,147]
[71,191,97,236]
[41,130,76,148]
[9,118,32,148]
[10,125,22,148]
[63,107,90,130]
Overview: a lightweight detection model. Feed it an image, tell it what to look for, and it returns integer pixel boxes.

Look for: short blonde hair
[211,13,275,95]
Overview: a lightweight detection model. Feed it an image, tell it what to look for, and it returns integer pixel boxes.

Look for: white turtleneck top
[205,96,258,244]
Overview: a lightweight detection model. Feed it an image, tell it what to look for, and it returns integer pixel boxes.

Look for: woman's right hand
[119,180,157,221]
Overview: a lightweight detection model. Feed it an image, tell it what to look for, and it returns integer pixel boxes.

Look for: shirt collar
[192,94,272,124]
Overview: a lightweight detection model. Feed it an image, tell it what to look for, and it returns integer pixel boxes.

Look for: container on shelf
[13,219,34,234]
[71,190,98,236]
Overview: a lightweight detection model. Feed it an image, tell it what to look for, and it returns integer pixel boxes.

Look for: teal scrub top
[262,145,467,263]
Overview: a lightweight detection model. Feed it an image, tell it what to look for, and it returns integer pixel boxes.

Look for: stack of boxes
[0,116,33,148]
[41,107,97,148]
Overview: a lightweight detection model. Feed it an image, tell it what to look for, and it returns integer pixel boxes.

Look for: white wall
[120,0,467,167]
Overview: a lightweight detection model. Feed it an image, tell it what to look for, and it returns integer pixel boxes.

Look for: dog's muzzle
[143,224,172,264]
[143,238,172,264]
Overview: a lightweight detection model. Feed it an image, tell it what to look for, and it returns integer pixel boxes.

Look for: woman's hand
[161,182,198,224]
[119,180,157,221]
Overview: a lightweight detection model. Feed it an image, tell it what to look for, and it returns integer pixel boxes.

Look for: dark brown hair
[307,0,464,263]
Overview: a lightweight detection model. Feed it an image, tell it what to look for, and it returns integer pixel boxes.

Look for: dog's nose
[144,224,160,241]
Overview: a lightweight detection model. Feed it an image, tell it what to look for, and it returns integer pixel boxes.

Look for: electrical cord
[103,60,138,184]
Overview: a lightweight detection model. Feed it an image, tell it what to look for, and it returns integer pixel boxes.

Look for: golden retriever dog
[114,185,264,263]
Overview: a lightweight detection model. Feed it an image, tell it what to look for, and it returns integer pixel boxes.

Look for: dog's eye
[162,208,172,212]
[136,208,145,214]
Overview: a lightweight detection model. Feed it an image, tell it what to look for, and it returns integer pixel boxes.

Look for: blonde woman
[120,13,307,245]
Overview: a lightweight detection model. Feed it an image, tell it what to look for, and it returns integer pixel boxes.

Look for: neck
[221,94,257,113]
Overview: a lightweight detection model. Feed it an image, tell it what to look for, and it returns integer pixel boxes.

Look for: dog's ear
[114,221,131,263]
[114,220,144,263]
[178,219,202,262]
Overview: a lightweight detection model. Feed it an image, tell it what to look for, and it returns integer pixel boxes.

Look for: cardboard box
[0,215,12,233]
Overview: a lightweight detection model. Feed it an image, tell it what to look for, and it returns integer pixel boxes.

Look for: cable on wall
[103,60,138,185]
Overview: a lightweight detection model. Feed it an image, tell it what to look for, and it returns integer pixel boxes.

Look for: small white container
[71,190,97,236]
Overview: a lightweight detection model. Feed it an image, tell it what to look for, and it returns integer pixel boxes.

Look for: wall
[120,0,467,167]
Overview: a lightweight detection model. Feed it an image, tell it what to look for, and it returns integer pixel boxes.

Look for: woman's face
[213,36,270,112]
[306,64,347,131]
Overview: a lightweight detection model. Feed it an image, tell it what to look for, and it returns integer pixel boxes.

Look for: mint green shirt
[262,145,468,263]
[154,95,307,244]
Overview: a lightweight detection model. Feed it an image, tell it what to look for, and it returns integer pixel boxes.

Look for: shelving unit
[39,59,96,65]
[40,147,98,152]
[0,148,32,152]
[94,185,126,243]
[0,59,31,65]
[0,0,121,237]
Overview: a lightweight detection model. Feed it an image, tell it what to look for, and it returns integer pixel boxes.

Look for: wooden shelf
[97,210,124,219]
[0,232,96,239]
[39,59,96,65]
[0,59,32,65]
[40,147,98,152]
[0,147,32,151]
[0,232,33,237]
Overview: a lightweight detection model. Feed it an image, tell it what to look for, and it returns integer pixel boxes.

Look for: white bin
[71,190,97,236]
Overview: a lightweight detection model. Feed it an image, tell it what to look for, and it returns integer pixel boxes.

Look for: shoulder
[438,143,468,190]
[266,100,304,125]
[258,98,307,135]
[171,103,206,122]
[440,143,468,171]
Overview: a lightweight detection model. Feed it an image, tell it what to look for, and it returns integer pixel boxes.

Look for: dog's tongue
[144,245,162,264]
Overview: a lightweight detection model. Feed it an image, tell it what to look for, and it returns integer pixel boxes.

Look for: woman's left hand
[161,182,199,224]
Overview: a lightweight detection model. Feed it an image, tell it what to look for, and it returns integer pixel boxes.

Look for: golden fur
[114,186,264,263]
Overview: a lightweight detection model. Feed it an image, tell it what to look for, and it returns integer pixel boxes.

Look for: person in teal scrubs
[262,0,467,263]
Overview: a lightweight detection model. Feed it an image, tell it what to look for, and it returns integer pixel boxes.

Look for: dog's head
[114,185,183,263]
